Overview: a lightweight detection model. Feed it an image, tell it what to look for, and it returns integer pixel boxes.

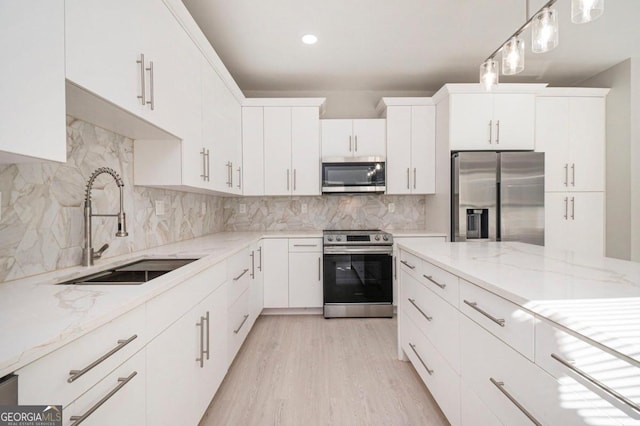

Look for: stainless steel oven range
[323,230,393,318]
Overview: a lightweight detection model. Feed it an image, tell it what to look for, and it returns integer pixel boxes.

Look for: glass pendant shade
[479,59,499,91]
[571,0,604,24]
[532,8,559,53]
[502,36,525,75]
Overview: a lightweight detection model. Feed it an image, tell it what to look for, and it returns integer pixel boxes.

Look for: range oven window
[321,162,385,189]
[323,253,392,304]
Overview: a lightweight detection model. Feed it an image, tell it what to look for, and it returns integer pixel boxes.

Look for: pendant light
[571,0,604,24]
[532,7,559,53]
[502,36,525,75]
[480,59,499,91]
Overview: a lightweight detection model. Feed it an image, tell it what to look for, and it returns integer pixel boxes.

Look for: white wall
[579,58,640,261]
[244,89,432,118]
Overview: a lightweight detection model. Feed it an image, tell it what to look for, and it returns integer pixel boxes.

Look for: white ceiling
[181,0,640,92]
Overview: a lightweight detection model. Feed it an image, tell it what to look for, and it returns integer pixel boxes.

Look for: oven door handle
[323,246,393,255]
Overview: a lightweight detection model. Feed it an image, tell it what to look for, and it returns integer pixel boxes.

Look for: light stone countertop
[384,229,447,238]
[397,240,640,365]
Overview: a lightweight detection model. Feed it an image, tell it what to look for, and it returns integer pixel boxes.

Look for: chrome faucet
[82,167,128,266]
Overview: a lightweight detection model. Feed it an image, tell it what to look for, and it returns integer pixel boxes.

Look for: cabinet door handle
[206,149,210,181]
[400,259,415,270]
[490,378,541,425]
[318,256,322,281]
[68,335,138,383]
[551,353,640,414]
[564,197,568,220]
[423,274,446,289]
[136,54,146,106]
[200,148,207,181]
[237,167,242,189]
[349,135,352,152]
[355,135,358,152]
[196,317,205,368]
[488,120,492,144]
[229,162,234,187]
[495,120,500,144]
[463,300,505,327]
[250,251,255,279]
[226,162,232,187]
[257,246,262,271]
[413,168,417,189]
[204,311,210,361]
[408,298,432,321]
[406,168,410,189]
[146,61,155,110]
[234,314,250,334]
[69,372,138,426]
[571,163,575,186]
[564,164,569,186]
[233,268,249,281]
[409,343,433,375]
[571,196,575,220]
[286,169,290,191]
[293,169,297,191]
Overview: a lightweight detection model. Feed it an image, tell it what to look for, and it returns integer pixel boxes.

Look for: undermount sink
[57,258,199,285]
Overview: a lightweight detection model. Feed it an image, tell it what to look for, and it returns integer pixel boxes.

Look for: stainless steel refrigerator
[451,151,545,245]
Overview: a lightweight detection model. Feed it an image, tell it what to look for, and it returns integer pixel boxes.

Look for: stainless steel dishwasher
[0,374,18,405]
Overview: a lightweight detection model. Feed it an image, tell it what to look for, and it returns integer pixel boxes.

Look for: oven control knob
[327,236,333,242]
[383,235,389,241]
[336,236,343,241]
[374,235,380,241]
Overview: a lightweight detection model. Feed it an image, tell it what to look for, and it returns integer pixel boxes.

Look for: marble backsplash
[224,195,427,231]
[0,117,224,282]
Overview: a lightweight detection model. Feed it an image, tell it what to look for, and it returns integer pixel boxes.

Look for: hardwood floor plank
[199,315,449,426]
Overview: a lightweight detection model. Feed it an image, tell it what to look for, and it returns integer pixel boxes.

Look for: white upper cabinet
[263,105,321,196]
[385,103,435,194]
[242,107,265,196]
[536,95,606,192]
[321,119,386,158]
[0,0,66,163]
[449,93,535,150]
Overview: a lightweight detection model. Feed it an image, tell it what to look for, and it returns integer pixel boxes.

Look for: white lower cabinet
[249,241,265,326]
[460,381,501,426]
[146,283,228,426]
[402,311,461,425]
[64,350,146,426]
[263,238,289,308]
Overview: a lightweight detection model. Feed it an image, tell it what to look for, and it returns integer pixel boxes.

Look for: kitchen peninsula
[397,240,640,425]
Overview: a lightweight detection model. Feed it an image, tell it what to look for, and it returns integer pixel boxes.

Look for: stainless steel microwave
[321,157,386,194]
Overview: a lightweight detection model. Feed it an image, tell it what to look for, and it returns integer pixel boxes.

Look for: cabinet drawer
[461,314,621,426]
[402,310,461,426]
[459,279,534,360]
[460,381,501,426]
[420,259,459,307]
[401,271,460,373]
[147,261,226,338]
[63,349,145,426]
[288,238,322,252]
[398,250,422,277]
[536,320,640,422]
[18,305,145,407]
[228,289,251,362]
[227,248,251,306]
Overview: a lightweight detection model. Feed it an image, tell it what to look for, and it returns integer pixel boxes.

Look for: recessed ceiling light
[302,34,318,45]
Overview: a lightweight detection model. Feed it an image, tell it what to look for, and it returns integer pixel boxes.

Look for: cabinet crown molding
[432,83,548,104]
[536,87,610,97]
[375,97,434,117]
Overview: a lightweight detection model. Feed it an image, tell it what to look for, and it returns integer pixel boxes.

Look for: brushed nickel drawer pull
[463,300,505,327]
[234,314,250,334]
[233,268,249,281]
[250,251,255,279]
[423,274,446,289]
[136,54,146,106]
[69,371,137,425]
[400,260,415,270]
[257,246,262,271]
[196,316,205,368]
[551,353,640,414]
[409,343,433,375]
[408,298,432,321]
[146,61,155,110]
[68,335,137,383]
[490,378,541,425]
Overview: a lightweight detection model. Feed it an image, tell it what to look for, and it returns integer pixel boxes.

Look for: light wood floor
[199,315,449,426]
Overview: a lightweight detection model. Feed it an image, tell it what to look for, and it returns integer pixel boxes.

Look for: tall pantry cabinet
[535,89,609,256]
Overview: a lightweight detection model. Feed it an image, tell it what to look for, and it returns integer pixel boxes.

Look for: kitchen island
[397,240,640,426]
